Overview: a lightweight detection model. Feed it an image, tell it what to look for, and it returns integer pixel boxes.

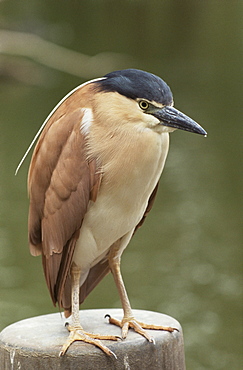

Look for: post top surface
[0,309,181,355]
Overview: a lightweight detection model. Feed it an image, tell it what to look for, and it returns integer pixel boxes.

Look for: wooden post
[0,309,185,369]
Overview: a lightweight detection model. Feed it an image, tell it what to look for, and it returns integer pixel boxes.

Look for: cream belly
[72,130,169,284]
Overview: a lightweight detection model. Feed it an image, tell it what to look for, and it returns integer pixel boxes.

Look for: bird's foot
[105,314,179,343]
[59,323,119,358]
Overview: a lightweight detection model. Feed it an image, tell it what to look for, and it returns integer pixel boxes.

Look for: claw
[150,337,156,344]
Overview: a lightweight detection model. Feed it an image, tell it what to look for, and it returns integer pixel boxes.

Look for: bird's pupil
[140,101,148,109]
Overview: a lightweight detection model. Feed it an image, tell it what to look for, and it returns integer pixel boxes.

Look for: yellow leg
[108,248,178,342]
[59,264,119,357]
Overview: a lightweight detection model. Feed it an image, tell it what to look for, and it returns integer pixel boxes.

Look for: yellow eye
[139,100,149,110]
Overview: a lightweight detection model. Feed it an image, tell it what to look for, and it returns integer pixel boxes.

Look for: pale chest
[86,131,169,240]
[73,130,169,272]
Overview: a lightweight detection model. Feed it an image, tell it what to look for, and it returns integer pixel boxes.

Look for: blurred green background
[0,1,242,369]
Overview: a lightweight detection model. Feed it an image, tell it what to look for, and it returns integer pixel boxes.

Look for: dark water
[0,2,242,369]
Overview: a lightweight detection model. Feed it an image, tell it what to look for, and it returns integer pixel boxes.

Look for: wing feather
[28,107,101,307]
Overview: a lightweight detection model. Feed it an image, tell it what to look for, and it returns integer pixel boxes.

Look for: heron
[26,69,207,356]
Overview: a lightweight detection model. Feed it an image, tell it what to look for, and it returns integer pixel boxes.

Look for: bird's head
[93,69,207,136]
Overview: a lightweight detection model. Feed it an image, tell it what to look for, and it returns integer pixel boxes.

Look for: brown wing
[28,107,101,309]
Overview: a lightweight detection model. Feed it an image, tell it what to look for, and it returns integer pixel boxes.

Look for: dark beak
[153,106,207,136]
